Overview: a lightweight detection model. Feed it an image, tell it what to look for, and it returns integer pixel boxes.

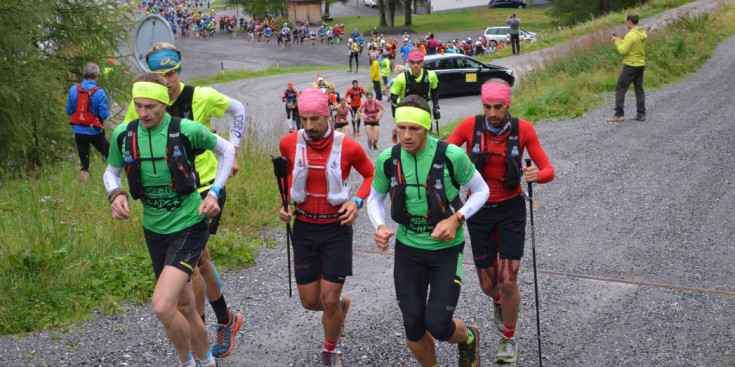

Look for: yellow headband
[395,106,432,130]
[132,81,169,105]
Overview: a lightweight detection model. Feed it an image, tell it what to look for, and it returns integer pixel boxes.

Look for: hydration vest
[363,100,380,121]
[116,117,199,200]
[167,85,195,120]
[284,89,298,104]
[384,140,463,233]
[290,131,350,207]
[469,115,522,190]
[336,105,350,124]
[69,84,103,128]
[404,68,431,101]
[348,87,364,101]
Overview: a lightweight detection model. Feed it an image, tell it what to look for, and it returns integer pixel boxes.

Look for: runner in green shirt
[104,73,235,367]
[124,43,246,358]
[366,95,490,367]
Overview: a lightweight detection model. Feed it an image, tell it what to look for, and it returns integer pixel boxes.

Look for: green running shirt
[372,136,475,250]
[109,114,218,234]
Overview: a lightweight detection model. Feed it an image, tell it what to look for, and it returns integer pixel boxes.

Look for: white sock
[287,118,294,129]
[200,356,217,367]
[181,360,196,367]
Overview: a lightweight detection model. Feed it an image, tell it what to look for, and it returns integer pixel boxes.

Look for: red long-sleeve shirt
[279,131,374,223]
[446,116,554,203]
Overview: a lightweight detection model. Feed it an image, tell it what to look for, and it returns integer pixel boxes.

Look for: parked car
[364,0,377,7]
[483,26,537,45]
[488,0,526,9]
[422,54,515,97]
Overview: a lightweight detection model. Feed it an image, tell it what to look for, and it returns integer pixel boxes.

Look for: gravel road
[2,1,734,366]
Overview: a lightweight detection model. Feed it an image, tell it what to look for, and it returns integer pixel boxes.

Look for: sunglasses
[408,60,423,65]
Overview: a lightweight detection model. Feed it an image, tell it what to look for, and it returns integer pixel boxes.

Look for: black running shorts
[335,122,349,129]
[394,241,463,342]
[364,120,379,126]
[467,194,526,268]
[200,187,227,235]
[144,219,209,280]
[292,218,353,285]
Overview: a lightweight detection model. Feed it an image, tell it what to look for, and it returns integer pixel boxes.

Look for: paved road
[2,1,734,365]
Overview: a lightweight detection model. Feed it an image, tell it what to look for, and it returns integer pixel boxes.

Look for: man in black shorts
[66,62,110,186]
[446,80,555,363]
[278,88,374,366]
[367,95,490,367]
[105,73,236,367]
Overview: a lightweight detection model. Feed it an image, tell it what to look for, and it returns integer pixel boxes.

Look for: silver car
[483,26,537,46]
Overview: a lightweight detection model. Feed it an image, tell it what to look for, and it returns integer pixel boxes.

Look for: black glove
[433,106,441,120]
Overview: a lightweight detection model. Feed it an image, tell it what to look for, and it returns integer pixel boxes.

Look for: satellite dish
[133,14,175,72]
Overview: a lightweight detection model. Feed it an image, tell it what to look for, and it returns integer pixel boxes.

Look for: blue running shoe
[212,308,243,358]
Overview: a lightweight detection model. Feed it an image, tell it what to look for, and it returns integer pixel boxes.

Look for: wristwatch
[455,212,466,226]
[351,196,364,209]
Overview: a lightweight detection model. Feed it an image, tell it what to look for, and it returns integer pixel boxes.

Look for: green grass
[332,8,551,35]
[478,0,701,60]
[185,65,345,86]
[0,135,279,335]
[442,3,735,135]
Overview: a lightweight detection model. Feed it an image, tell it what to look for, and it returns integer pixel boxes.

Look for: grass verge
[333,8,551,35]
[443,3,735,132]
[478,0,701,60]
[0,136,279,335]
[185,65,345,86]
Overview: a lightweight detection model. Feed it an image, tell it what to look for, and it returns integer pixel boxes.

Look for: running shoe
[495,337,518,364]
[605,115,625,122]
[212,308,243,358]
[493,302,504,334]
[632,115,646,121]
[457,325,480,367]
[322,350,342,366]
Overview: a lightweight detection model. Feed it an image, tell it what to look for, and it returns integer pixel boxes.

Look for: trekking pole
[525,158,543,367]
[272,156,293,297]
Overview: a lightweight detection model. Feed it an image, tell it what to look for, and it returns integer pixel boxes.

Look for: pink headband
[298,88,330,117]
[408,50,424,61]
[481,82,512,107]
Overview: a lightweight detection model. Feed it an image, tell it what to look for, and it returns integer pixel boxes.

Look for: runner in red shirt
[345,80,366,136]
[278,88,374,366]
[446,79,554,364]
[357,91,384,151]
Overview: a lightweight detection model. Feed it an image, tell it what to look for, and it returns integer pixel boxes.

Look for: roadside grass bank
[442,3,735,135]
[333,8,551,35]
[479,0,701,60]
[0,133,279,335]
[185,65,344,86]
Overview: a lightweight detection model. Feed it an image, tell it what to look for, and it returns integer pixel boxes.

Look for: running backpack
[167,85,195,120]
[116,117,199,200]
[383,140,463,233]
[404,68,431,101]
[469,115,522,189]
[69,84,103,128]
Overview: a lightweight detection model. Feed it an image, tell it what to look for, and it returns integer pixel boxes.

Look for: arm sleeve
[431,87,439,107]
[367,187,387,230]
[225,97,245,148]
[209,134,236,191]
[103,165,122,193]
[615,33,634,56]
[66,86,76,116]
[94,89,110,121]
[458,170,489,220]
[347,140,375,200]
[522,122,555,183]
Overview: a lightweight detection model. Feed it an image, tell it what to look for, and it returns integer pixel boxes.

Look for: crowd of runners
[63,1,558,366]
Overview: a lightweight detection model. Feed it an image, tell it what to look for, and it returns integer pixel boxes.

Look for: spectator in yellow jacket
[607,13,648,122]
[370,52,382,101]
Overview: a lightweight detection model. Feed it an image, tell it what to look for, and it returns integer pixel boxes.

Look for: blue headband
[147,49,181,74]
